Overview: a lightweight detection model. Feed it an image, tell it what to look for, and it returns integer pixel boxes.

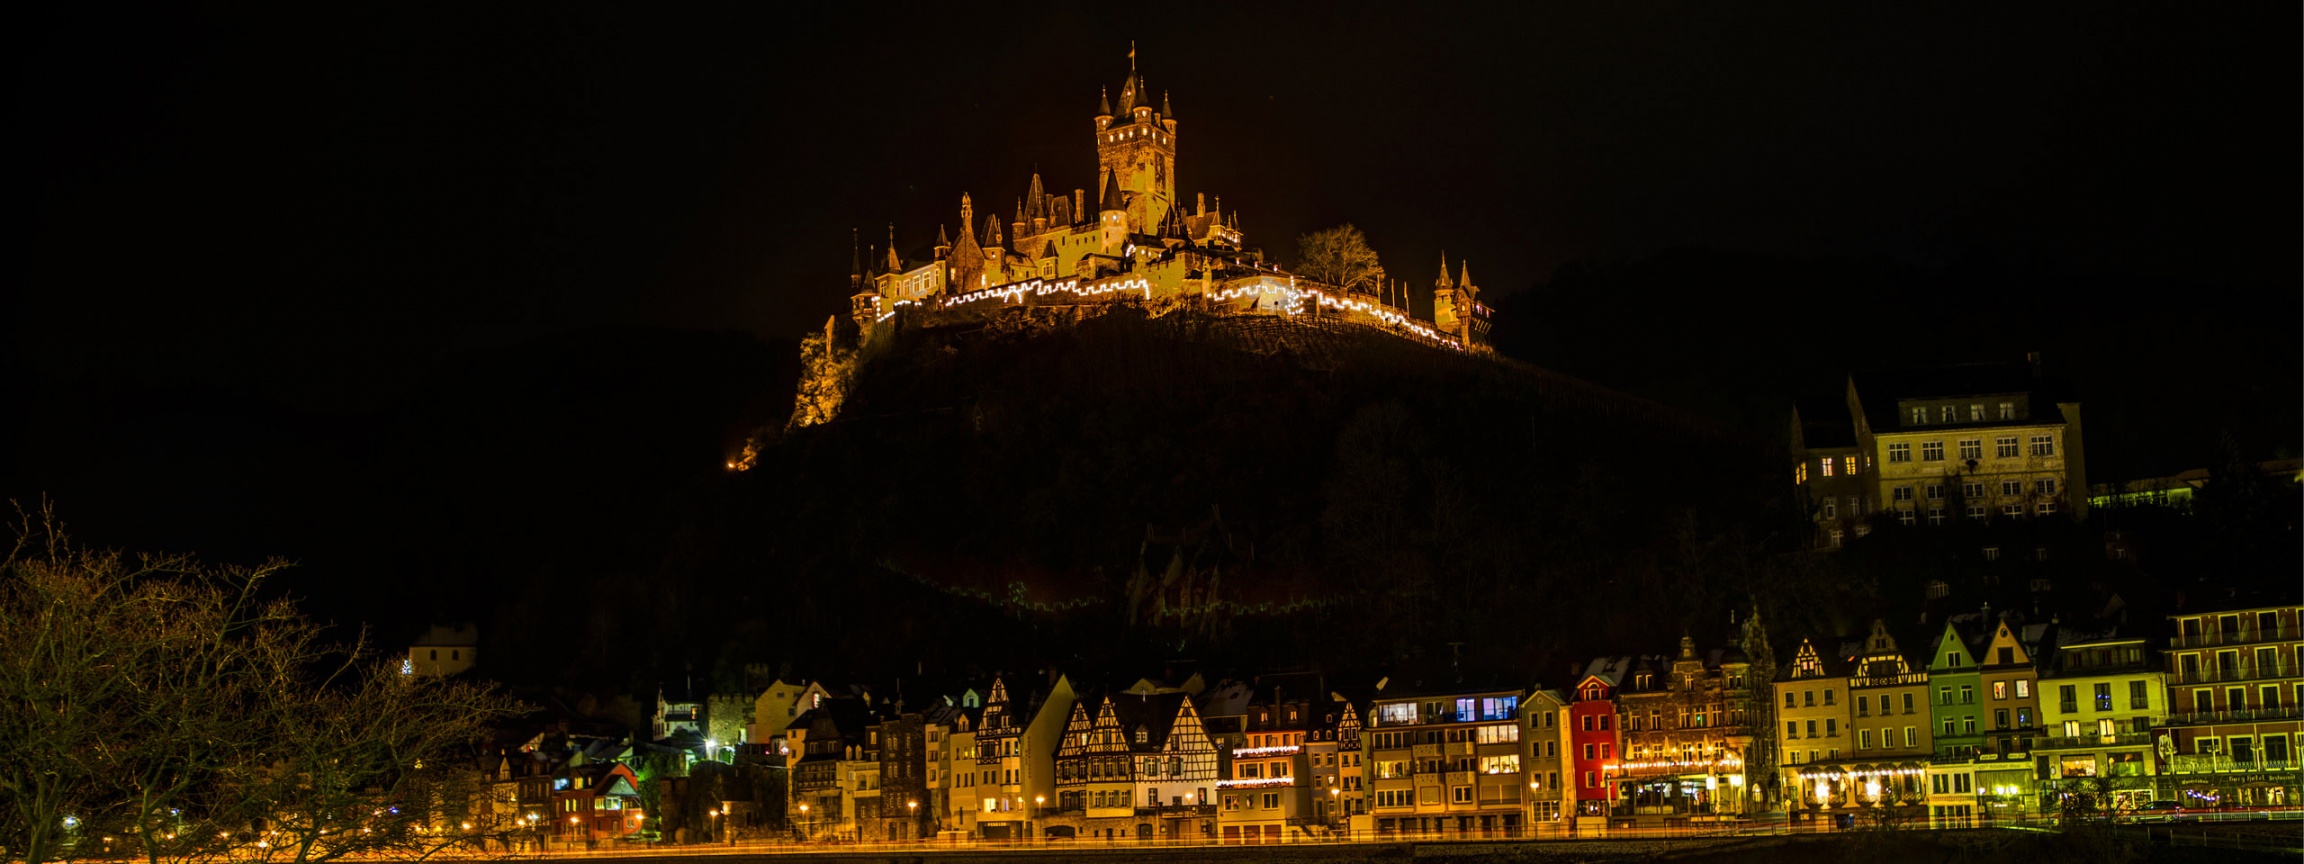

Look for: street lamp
[1034,796,1045,843]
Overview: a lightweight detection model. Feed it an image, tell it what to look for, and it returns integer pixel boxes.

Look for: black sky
[6,3,2297,585]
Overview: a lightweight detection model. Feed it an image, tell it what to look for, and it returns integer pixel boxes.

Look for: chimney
[1073,189,1085,223]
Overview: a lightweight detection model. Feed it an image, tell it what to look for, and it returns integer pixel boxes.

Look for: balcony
[1445,771,1477,786]
[2171,660,2300,685]
[2169,625,2300,650]
[2165,705,2304,725]
[2036,732,2154,750]
[2166,755,2298,775]
[1850,671,1928,688]
[1411,743,1442,759]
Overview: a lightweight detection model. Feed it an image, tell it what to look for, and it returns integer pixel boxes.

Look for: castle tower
[981,208,1006,284]
[1099,168,1129,257]
[1433,252,1459,334]
[1093,44,1175,235]
[950,193,983,291]
[1433,252,1492,351]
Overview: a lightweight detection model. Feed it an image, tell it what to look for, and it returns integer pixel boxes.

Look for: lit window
[1820,459,1834,478]
[1969,404,1984,421]
[1940,406,1956,423]
[1999,402,2015,420]
[1910,407,1926,425]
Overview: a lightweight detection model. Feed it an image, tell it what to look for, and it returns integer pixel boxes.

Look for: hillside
[501,306,1865,693]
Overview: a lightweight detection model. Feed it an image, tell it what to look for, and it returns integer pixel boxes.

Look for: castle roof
[1101,169,1126,212]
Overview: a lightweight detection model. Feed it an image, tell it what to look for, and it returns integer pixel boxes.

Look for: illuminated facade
[1775,638,1850,824]
[2035,634,2165,815]
[2159,603,2304,808]
[1521,690,1569,827]
[1363,685,1529,838]
[968,674,1078,840]
[1795,359,2088,544]
[922,694,983,840]
[837,52,1495,357]
[1567,663,1625,824]
[1610,636,1765,822]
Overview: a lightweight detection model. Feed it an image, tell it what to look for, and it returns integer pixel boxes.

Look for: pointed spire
[937,223,950,248]
[1119,43,1140,113]
[1460,259,1472,289]
[983,209,1002,248]
[1436,251,1454,288]
[1098,86,1112,117]
[1101,168,1126,212]
[886,223,900,271]
[1026,174,1046,219]
[849,228,862,286]
[1162,91,1173,119]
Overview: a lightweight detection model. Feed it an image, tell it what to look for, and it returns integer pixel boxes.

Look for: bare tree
[0,505,522,864]
[1295,224,1387,295]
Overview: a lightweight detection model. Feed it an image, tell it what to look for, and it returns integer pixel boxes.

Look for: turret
[981,210,1005,283]
[1099,168,1129,257]
[1010,199,1026,247]
[1095,87,1113,131]
[885,223,900,272]
[1027,174,1049,234]
[934,224,950,261]
[950,193,983,290]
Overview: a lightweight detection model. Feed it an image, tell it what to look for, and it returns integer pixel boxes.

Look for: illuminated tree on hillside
[1295,224,1387,295]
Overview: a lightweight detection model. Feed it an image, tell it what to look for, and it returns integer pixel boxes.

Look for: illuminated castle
[844,49,1494,354]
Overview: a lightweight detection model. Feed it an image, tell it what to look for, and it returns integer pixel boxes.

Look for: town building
[745,677,831,755]
[1923,615,1987,825]
[869,711,930,840]
[2036,632,2165,814]
[406,623,477,676]
[1215,678,1328,843]
[1363,683,1530,838]
[1568,660,1628,824]
[1844,620,1933,816]
[1609,635,1766,825]
[2159,602,2303,808]
[1970,616,2042,817]
[787,694,877,841]
[1789,399,1869,548]
[968,674,1078,840]
[922,692,984,840]
[1522,689,1570,827]
[1795,358,2088,544]
[1776,638,1851,825]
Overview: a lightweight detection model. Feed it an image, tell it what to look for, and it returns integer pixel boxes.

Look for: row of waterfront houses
[407,599,2300,844]
[678,600,2297,843]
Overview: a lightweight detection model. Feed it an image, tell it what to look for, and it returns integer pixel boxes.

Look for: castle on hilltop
[841,49,1495,355]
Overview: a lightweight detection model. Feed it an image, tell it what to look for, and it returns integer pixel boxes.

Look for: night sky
[7,4,2297,632]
